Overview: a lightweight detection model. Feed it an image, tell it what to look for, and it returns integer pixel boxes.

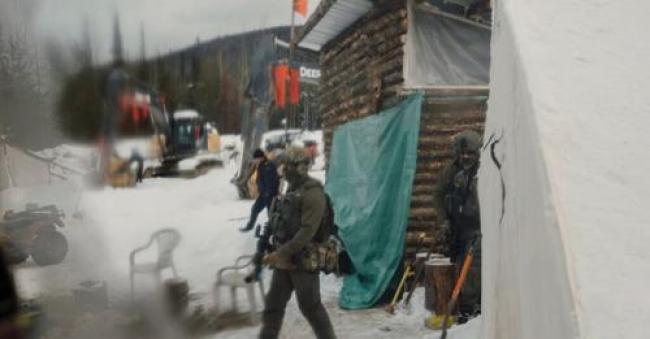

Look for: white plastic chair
[129,228,182,299]
[213,255,265,323]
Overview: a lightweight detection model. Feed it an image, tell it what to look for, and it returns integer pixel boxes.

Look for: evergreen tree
[111,13,124,66]
[137,22,149,81]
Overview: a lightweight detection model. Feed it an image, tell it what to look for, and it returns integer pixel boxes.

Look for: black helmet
[452,130,482,158]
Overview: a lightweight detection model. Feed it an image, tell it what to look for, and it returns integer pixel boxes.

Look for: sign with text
[300,66,321,80]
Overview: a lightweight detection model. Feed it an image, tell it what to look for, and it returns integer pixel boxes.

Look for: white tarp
[479,1,650,338]
[404,0,491,87]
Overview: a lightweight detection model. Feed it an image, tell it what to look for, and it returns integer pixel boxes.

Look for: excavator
[99,69,220,187]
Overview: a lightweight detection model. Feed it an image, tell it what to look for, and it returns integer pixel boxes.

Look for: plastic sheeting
[404,0,491,87]
[325,93,422,309]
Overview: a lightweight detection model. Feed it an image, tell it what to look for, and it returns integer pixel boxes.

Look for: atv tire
[31,230,68,266]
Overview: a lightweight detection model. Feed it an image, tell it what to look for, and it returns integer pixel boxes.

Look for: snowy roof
[298,0,374,51]
[298,0,491,51]
[173,110,200,120]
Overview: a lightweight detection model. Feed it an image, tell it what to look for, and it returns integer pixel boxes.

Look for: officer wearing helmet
[434,130,482,323]
[259,147,336,339]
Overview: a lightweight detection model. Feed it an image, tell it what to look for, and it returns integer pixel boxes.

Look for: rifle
[244,223,273,283]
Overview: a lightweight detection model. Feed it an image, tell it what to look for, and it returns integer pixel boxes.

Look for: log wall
[318,1,487,255]
[320,2,408,158]
[408,90,487,254]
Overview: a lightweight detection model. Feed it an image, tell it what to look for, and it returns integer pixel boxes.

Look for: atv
[0,204,68,266]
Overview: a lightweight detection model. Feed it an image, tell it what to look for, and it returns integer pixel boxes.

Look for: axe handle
[440,246,475,339]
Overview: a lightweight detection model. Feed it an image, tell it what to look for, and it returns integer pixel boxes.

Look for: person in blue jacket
[241,149,280,232]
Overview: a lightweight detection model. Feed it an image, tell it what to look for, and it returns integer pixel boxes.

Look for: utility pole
[286,1,297,144]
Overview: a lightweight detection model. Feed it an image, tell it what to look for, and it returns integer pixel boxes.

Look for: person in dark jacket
[259,147,336,339]
[129,149,145,183]
[433,130,482,323]
[241,149,280,232]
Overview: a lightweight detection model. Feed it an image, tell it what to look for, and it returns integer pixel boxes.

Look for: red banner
[273,64,289,109]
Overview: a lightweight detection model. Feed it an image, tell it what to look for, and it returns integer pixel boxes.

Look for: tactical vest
[269,187,304,245]
[270,179,332,245]
[268,179,343,274]
[445,166,480,224]
[444,165,481,258]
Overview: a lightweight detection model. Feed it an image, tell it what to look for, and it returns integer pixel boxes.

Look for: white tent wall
[477,4,579,338]
[480,1,650,339]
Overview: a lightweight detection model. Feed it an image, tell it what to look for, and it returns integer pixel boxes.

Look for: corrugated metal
[299,0,374,51]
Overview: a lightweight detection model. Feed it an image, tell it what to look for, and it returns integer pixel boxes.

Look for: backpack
[314,193,339,243]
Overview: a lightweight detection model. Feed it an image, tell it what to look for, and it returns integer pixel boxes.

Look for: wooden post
[288,1,296,130]
[425,257,454,314]
[165,278,189,316]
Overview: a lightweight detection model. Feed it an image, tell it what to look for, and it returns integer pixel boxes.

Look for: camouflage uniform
[260,148,336,339]
[434,131,482,318]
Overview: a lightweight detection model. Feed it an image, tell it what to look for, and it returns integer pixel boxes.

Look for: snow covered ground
[10,148,477,338]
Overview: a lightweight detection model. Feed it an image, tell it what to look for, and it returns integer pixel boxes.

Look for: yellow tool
[385,264,412,314]
[425,314,456,330]
[386,233,425,314]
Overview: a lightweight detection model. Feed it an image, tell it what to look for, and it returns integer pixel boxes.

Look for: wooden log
[72,280,109,312]
[405,232,434,247]
[412,183,435,194]
[165,278,190,316]
[407,220,435,230]
[426,258,455,313]
[409,207,436,219]
[422,99,487,111]
[410,195,434,204]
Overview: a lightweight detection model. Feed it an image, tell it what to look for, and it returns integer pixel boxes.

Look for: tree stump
[72,280,108,312]
[425,257,454,314]
[423,254,444,310]
[164,278,189,316]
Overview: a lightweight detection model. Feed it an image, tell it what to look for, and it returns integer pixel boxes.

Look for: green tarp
[325,93,423,309]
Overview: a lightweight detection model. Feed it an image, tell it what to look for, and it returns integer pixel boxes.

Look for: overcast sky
[24,0,320,63]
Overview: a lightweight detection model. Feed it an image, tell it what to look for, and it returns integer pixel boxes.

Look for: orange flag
[293,0,308,17]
